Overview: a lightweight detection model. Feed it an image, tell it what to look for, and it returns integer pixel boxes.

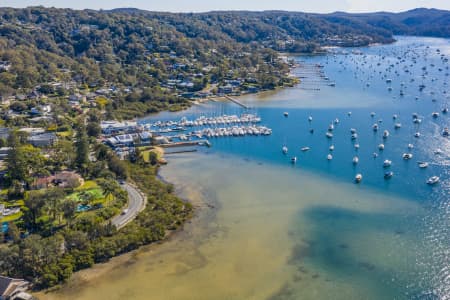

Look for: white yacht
[282,146,288,154]
[355,174,363,183]
[418,162,429,168]
[402,153,413,160]
[383,160,392,168]
[378,143,385,150]
[301,147,310,152]
[352,156,359,165]
[427,176,440,185]
[326,132,333,139]
[327,154,333,160]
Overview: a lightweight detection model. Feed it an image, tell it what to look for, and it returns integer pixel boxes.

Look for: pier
[224,95,249,109]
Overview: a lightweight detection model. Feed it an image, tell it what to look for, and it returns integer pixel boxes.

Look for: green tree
[74,122,89,173]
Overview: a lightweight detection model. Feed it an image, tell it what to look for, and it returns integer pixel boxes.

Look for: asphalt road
[112,182,146,229]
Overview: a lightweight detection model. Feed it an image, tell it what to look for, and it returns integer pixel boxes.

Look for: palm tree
[98,179,115,206]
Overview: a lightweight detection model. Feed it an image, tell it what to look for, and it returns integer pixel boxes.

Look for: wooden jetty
[224,95,249,109]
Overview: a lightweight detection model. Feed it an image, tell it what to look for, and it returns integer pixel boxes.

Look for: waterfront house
[0,275,31,300]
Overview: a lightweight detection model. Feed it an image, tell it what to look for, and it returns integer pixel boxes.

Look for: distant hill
[323,8,450,38]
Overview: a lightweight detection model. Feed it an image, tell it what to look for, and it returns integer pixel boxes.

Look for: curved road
[112,182,146,229]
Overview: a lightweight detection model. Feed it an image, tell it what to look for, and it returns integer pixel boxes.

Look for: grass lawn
[75,180,99,191]
[56,131,73,138]
[1,211,23,223]
[67,188,104,202]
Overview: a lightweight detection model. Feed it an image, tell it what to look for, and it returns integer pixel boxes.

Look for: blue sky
[2,0,450,13]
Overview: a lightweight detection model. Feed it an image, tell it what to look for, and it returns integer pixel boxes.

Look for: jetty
[224,95,249,109]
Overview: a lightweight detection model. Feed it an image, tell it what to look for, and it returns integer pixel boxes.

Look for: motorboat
[408,144,414,149]
[402,153,413,160]
[301,147,311,152]
[432,112,439,118]
[418,162,429,168]
[291,156,297,164]
[383,130,390,138]
[394,123,402,129]
[355,174,363,183]
[329,145,335,151]
[370,112,376,117]
[354,144,360,150]
[351,133,358,140]
[372,124,379,131]
[350,128,357,134]
[352,156,359,165]
[442,107,448,114]
[308,116,313,122]
[427,176,440,185]
[443,128,449,137]
[327,154,333,160]
[384,171,394,179]
[284,112,289,117]
[393,114,398,119]
[378,143,385,150]
[383,160,392,168]
[414,132,421,138]
[326,132,333,139]
[282,146,288,154]
[373,152,378,158]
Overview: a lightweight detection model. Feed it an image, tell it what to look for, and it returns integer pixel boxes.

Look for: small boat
[309,128,315,134]
[308,116,313,122]
[384,171,394,179]
[301,147,310,152]
[427,176,440,185]
[370,112,376,117]
[383,130,390,138]
[372,124,379,131]
[383,160,392,168]
[326,132,333,139]
[432,112,439,118]
[329,145,335,151]
[413,118,422,124]
[282,146,288,154]
[408,144,414,149]
[283,112,289,117]
[351,133,358,140]
[354,144,360,150]
[373,152,378,158]
[443,128,449,137]
[328,124,334,131]
[355,174,363,183]
[350,128,357,134]
[348,112,352,116]
[418,162,429,168]
[352,156,359,165]
[414,132,421,138]
[435,149,443,155]
[291,156,297,164]
[402,153,413,160]
[394,123,402,129]
[378,144,385,151]
[327,154,333,160]
[393,114,398,120]
[442,107,448,114]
